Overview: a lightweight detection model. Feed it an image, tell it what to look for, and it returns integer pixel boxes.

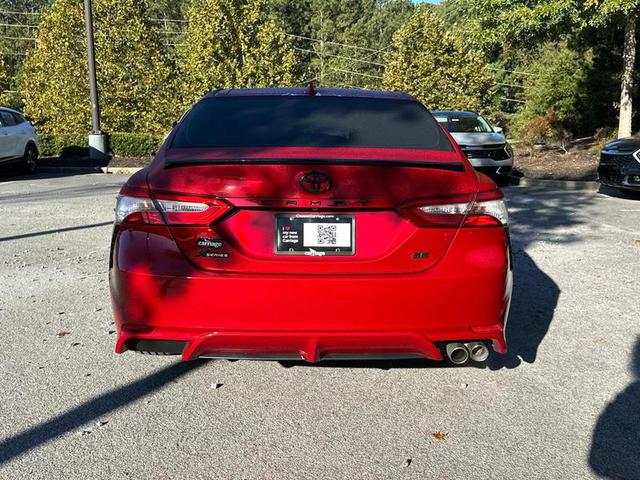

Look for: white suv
[0,107,39,174]
[432,110,513,185]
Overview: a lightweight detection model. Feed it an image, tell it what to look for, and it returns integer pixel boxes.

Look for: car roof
[204,87,417,101]
[431,110,479,117]
[0,107,24,115]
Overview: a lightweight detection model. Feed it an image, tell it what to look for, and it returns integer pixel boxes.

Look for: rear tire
[21,144,38,174]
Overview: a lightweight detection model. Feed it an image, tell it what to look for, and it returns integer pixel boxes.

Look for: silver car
[432,110,512,184]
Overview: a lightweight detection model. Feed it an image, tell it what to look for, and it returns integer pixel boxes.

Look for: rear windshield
[171,96,452,151]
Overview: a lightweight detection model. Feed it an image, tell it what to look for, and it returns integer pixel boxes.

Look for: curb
[507,177,599,191]
[101,167,143,174]
[38,166,103,173]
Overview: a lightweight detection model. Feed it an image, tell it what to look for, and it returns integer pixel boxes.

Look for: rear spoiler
[164,157,466,172]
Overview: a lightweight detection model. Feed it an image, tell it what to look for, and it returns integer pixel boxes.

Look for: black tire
[494,174,511,187]
[21,144,38,174]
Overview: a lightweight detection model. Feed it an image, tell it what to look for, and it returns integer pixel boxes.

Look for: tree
[20,0,88,134]
[587,0,640,137]
[443,0,640,138]
[20,0,175,135]
[383,8,492,111]
[512,43,591,138]
[179,0,295,106]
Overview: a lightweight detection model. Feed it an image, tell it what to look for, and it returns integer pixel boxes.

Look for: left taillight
[114,195,231,226]
[115,195,163,225]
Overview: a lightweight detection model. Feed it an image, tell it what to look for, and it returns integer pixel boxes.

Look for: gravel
[0,172,638,479]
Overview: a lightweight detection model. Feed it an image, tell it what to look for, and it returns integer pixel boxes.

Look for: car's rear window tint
[171,96,452,151]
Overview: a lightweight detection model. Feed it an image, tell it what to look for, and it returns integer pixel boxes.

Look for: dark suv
[598,136,640,193]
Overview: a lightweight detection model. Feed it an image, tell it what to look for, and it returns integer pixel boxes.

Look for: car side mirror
[493,126,503,134]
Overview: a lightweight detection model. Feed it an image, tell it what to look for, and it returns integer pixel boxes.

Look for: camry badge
[300,172,332,194]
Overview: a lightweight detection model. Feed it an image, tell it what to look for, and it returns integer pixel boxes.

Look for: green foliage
[38,133,89,157]
[38,132,162,157]
[383,8,492,111]
[0,55,22,110]
[179,0,296,107]
[20,0,88,135]
[110,132,163,157]
[512,43,591,136]
[21,0,175,135]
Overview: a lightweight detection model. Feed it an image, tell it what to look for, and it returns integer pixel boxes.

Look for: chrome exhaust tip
[445,343,470,365]
[465,342,490,362]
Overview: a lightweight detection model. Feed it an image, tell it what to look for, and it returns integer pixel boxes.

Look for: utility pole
[83,0,108,160]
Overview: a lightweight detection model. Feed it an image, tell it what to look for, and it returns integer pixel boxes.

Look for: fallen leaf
[247,443,257,448]
[57,331,71,337]
[403,458,412,467]
[432,431,448,441]
[211,383,223,389]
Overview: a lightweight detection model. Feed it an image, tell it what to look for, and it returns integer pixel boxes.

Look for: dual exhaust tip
[445,342,490,364]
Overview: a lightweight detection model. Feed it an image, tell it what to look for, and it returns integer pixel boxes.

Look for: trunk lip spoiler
[163,157,465,172]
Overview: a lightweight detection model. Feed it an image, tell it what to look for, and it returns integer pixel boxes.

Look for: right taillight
[463,199,508,227]
[400,196,508,228]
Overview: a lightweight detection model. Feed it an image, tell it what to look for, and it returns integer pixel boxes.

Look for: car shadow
[0,359,208,466]
[0,164,102,182]
[280,187,604,371]
[597,184,640,200]
[589,337,640,478]
[278,248,558,371]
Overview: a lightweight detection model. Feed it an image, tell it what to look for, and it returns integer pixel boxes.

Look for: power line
[0,10,41,16]
[285,33,384,55]
[0,23,36,28]
[293,47,384,68]
[496,82,525,89]
[487,66,537,77]
[500,97,526,104]
[0,35,34,41]
[329,67,383,80]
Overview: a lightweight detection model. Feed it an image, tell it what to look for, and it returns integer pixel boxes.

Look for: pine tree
[383,8,492,111]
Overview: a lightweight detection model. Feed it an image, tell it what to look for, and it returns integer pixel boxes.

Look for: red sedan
[109,88,512,365]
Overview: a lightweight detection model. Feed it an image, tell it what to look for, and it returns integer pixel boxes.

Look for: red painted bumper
[110,227,511,362]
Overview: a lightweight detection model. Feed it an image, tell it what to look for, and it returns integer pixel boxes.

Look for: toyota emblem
[299,172,332,194]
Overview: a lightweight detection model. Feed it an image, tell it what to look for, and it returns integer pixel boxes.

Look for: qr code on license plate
[317,224,337,245]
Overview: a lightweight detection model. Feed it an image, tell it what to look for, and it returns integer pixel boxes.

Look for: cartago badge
[197,237,223,249]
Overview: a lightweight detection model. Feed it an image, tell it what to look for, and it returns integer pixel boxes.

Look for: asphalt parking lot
[0,171,638,479]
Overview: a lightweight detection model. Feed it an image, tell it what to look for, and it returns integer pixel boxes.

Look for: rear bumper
[110,228,512,362]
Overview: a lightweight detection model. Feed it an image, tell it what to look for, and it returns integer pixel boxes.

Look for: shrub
[511,43,591,137]
[520,110,572,151]
[594,126,618,145]
[38,133,88,157]
[110,132,163,157]
[38,132,163,158]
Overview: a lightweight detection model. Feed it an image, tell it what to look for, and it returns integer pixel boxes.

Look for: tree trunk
[618,12,637,138]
